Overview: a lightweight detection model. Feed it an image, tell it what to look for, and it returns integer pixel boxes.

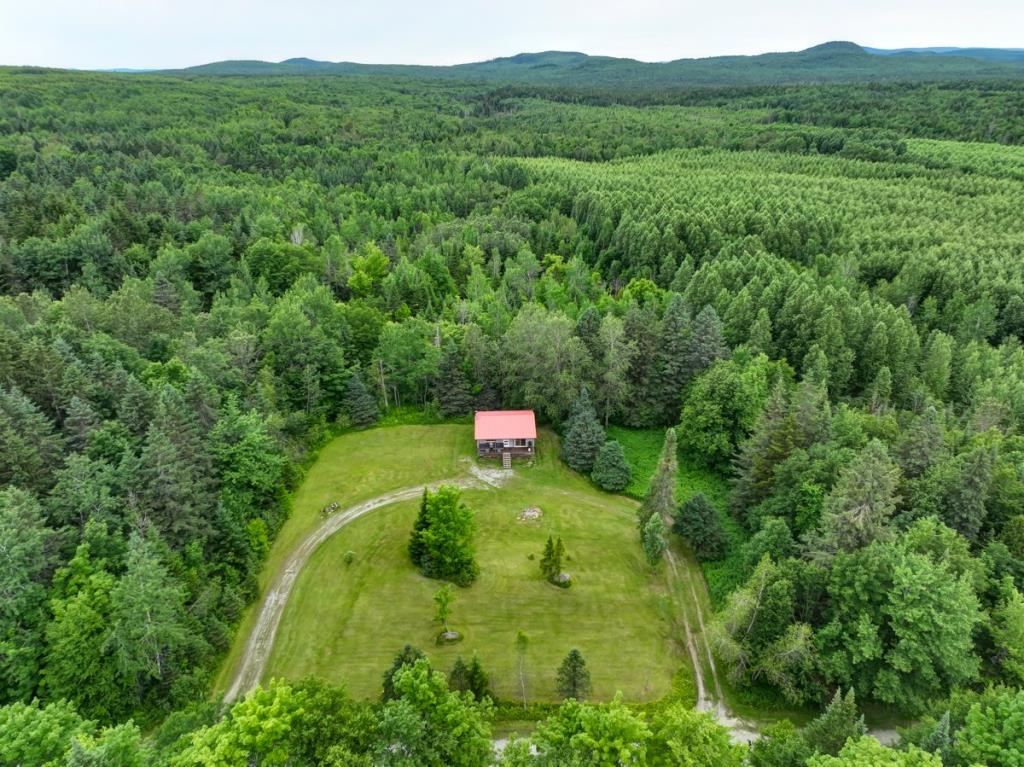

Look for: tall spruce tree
[556,649,592,700]
[654,294,692,423]
[638,428,678,529]
[808,439,900,562]
[435,343,472,418]
[682,305,728,382]
[344,369,379,427]
[591,440,631,492]
[466,653,490,701]
[801,688,866,757]
[562,389,605,474]
[642,513,668,567]
[673,493,727,561]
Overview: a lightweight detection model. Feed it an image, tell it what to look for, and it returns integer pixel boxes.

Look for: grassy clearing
[243,426,684,704]
[213,424,473,692]
[608,426,746,608]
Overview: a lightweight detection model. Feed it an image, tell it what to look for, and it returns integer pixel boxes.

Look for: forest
[3,61,1024,765]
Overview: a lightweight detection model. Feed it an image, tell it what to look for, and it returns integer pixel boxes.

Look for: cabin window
[503,439,513,448]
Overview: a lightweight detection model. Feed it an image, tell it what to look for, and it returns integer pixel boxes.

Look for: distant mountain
[160,41,1024,86]
[866,46,1024,64]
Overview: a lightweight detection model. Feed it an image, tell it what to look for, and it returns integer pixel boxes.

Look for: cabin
[475,410,537,464]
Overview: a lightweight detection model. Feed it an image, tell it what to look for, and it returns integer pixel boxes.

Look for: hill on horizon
[156,41,1024,86]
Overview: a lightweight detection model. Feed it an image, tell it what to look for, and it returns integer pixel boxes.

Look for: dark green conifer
[591,440,631,492]
[344,369,379,428]
[562,389,605,474]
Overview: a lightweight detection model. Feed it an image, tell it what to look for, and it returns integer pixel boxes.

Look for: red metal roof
[474,410,537,440]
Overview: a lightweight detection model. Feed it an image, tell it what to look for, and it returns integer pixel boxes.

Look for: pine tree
[449,656,471,694]
[556,649,592,701]
[919,711,951,761]
[540,536,556,580]
[562,389,605,474]
[409,489,430,567]
[435,344,472,418]
[553,537,565,575]
[467,653,490,701]
[673,493,727,561]
[867,365,892,415]
[682,305,728,382]
[64,396,100,452]
[730,383,794,521]
[808,439,900,562]
[108,534,189,700]
[801,688,866,756]
[622,302,662,427]
[591,440,631,492]
[638,428,677,529]
[381,645,426,701]
[344,369,379,427]
[139,386,216,549]
[642,513,668,567]
[654,294,692,423]
[747,308,774,357]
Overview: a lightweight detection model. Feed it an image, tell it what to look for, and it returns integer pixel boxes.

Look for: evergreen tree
[556,649,592,701]
[381,645,426,701]
[139,386,216,549]
[466,654,490,701]
[408,485,478,585]
[435,343,472,418]
[638,428,677,529]
[540,536,556,580]
[654,294,692,423]
[408,489,429,567]
[808,439,900,562]
[730,383,794,520]
[108,534,190,703]
[448,656,470,694]
[562,389,605,474]
[801,688,866,757]
[622,302,662,427]
[747,307,774,357]
[642,513,668,567]
[898,405,946,479]
[64,396,100,452]
[0,386,64,494]
[344,369,379,428]
[682,305,728,382]
[591,440,631,492]
[114,383,156,445]
[673,493,727,561]
[867,365,892,415]
[918,711,951,761]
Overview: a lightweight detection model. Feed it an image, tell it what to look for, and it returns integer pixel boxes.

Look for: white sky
[1,0,1022,70]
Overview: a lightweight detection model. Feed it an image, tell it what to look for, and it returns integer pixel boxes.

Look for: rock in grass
[551,572,572,589]
[437,630,463,645]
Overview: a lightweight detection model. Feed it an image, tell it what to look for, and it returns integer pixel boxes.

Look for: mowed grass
[213,425,473,693]
[262,427,682,702]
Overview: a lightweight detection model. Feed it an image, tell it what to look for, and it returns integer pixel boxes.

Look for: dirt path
[223,465,510,703]
[663,539,761,744]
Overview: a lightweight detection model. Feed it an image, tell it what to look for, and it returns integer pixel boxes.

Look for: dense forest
[3,61,1024,765]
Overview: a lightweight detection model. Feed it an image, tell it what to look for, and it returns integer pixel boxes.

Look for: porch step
[502,452,512,469]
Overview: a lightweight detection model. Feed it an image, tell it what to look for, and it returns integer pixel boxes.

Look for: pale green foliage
[647,703,744,767]
[808,736,942,766]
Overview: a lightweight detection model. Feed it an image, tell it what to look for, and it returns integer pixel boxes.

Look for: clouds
[2,0,1021,70]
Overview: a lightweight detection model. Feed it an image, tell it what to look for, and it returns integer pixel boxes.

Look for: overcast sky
[2,0,1022,70]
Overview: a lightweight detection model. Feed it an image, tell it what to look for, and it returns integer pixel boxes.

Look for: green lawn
[255,426,684,703]
[213,424,474,692]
